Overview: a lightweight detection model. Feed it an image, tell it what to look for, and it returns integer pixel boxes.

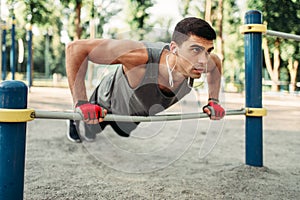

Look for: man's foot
[67,120,104,143]
[80,123,98,142]
[67,120,82,143]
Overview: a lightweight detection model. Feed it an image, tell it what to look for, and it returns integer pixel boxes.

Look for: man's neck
[158,50,186,90]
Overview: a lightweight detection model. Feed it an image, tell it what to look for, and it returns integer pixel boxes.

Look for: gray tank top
[90,42,191,116]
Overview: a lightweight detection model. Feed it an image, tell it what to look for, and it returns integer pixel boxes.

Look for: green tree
[6,0,62,78]
[60,0,84,40]
[222,0,244,92]
[248,0,300,92]
[91,0,122,38]
[6,0,51,25]
[127,0,154,40]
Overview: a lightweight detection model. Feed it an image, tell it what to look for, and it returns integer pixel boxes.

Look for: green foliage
[222,0,244,91]
[3,0,297,91]
[60,0,83,7]
[178,0,205,17]
[126,0,154,40]
[248,0,300,90]
[91,0,122,38]
[5,0,65,76]
[6,0,51,24]
[248,0,300,34]
[60,0,122,39]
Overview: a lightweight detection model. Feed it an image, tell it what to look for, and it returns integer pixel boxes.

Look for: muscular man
[66,17,225,143]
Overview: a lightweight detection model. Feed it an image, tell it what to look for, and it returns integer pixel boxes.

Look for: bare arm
[206,53,222,100]
[65,39,148,105]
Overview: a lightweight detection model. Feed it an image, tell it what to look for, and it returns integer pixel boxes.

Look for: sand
[22,86,300,199]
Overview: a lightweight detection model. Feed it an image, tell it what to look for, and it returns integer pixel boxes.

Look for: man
[66,17,225,143]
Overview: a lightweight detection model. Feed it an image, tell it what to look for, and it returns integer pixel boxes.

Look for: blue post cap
[0,80,28,109]
[245,10,263,24]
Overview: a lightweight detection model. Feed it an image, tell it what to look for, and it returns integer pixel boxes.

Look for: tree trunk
[216,0,224,62]
[74,1,82,40]
[288,58,298,93]
[262,38,279,91]
[272,39,280,91]
[205,0,212,23]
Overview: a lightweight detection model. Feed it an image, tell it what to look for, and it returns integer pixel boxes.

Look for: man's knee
[109,121,139,137]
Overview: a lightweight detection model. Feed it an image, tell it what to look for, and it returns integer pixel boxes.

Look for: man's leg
[67,120,108,143]
[109,121,140,137]
[67,119,81,143]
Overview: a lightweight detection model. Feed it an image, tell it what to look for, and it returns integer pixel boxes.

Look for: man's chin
[191,74,202,79]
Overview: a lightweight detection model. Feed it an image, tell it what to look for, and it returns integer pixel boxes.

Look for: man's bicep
[88,39,148,66]
[208,53,222,74]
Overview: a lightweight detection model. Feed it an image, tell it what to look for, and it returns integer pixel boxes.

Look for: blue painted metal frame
[0,80,28,199]
[244,10,263,167]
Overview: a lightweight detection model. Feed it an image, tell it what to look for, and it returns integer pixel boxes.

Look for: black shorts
[85,121,139,137]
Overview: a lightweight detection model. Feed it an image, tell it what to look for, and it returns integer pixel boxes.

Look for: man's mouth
[192,67,205,74]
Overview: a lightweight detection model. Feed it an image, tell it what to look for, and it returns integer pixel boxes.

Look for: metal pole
[10,14,16,80]
[33,109,246,122]
[0,3,2,80]
[1,22,6,80]
[266,30,300,41]
[244,10,263,167]
[26,24,32,87]
[0,80,28,199]
[44,31,50,78]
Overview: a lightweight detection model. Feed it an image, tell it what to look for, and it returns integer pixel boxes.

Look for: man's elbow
[66,40,79,54]
[210,53,222,74]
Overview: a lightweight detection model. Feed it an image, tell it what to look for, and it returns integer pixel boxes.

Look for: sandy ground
[22,87,300,199]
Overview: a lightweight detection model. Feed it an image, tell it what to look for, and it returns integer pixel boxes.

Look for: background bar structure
[266,30,300,41]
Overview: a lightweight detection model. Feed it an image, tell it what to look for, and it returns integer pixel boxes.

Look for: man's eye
[192,47,202,53]
[191,46,207,54]
[192,48,199,52]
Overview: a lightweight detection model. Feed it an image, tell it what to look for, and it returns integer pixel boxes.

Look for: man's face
[176,35,214,79]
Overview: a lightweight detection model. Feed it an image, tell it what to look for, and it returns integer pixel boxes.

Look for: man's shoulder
[143,42,169,51]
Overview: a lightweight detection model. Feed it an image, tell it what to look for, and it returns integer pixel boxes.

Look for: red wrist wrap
[203,101,225,119]
[76,102,104,120]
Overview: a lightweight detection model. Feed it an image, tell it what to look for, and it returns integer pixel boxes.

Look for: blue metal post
[244,10,263,167]
[1,22,6,80]
[10,15,16,80]
[26,24,32,87]
[0,80,28,199]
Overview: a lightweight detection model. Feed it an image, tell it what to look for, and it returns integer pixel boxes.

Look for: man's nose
[197,51,209,64]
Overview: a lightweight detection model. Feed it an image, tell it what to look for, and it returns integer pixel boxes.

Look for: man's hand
[75,101,107,123]
[202,99,225,120]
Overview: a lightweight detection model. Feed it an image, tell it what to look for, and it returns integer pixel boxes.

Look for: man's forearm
[66,42,89,105]
[207,67,221,101]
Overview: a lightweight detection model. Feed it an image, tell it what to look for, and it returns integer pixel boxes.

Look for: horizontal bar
[266,30,300,41]
[34,108,246,122]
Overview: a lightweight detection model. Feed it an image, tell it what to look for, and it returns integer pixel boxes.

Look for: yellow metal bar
[0,108,35,122]
[240,24,267,34]
[245,107,267,117]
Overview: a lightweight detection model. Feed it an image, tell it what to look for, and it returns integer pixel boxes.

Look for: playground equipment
[0,10,299,200]
[1,14,33,87]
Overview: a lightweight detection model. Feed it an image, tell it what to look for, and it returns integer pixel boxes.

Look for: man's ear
[169,41,177,53]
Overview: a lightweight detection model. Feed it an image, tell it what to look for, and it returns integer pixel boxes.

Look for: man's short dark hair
[172,17,216,46]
